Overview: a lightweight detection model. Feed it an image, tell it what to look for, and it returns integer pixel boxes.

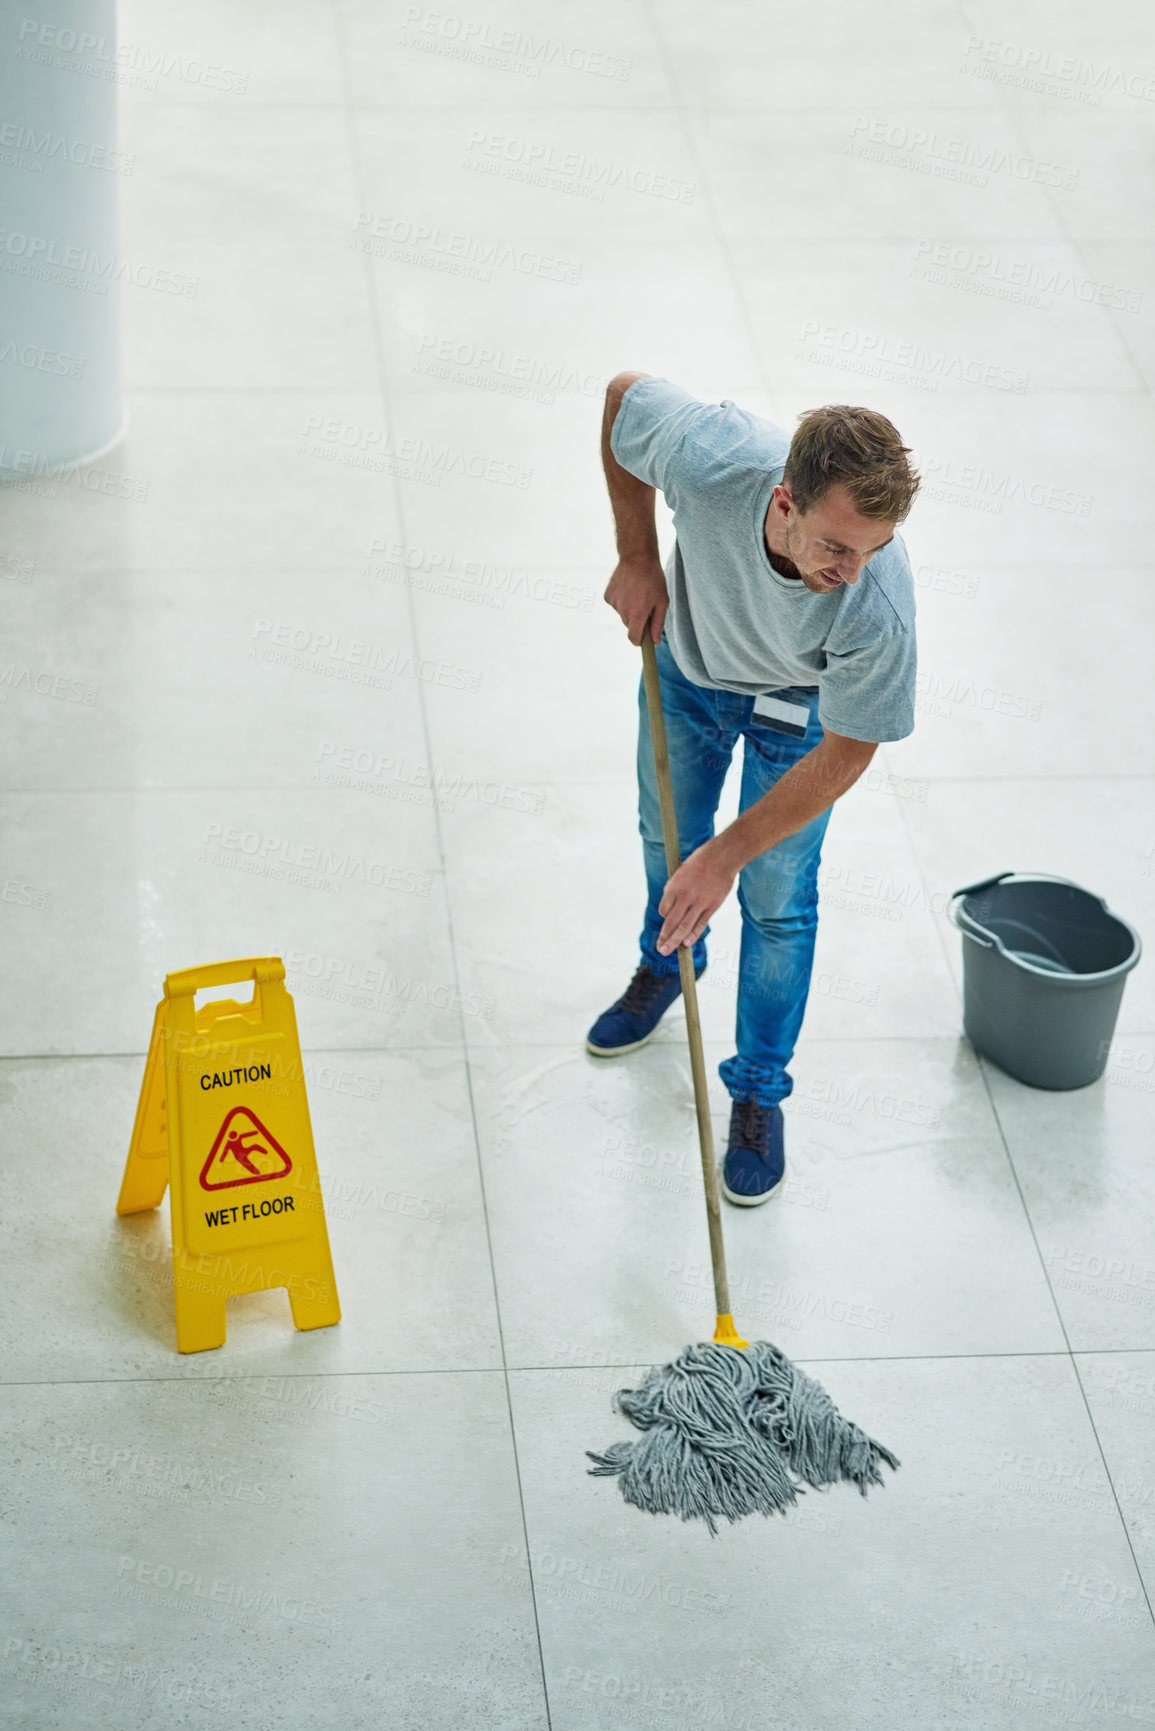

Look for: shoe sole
[720,1160,786,1207]
[585,1029,659,1058]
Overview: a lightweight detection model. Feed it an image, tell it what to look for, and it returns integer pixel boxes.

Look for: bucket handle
[948,874,1142,982]
[947,869,1118,949]
[947,872,1013,948]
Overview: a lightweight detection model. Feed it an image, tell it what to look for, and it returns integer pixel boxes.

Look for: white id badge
[752,692,811,738]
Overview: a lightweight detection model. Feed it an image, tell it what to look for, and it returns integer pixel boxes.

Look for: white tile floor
[2,2,1154,1726]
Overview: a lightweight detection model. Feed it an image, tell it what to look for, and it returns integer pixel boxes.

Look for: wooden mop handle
[640,635,739,1335]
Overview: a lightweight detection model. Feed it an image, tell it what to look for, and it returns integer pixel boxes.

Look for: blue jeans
[637,635,831,1110]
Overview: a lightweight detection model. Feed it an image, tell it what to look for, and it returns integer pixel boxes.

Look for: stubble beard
[784,521,829,595]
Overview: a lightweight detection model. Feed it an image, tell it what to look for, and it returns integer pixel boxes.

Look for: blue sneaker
[721,1098,785,1206]
[586,961,705,1058]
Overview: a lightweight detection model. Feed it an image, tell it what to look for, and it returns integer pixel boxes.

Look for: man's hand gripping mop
[588,635,900,1532]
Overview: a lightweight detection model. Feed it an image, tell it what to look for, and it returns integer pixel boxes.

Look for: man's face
[768,481,896,595]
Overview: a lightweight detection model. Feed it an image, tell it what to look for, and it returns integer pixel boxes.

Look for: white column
[0,1,124,478]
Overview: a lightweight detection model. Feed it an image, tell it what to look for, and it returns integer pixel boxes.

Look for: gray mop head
[587,1340,899,1534]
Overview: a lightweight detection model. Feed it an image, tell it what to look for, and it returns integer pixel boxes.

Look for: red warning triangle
[199,1106,292,1191]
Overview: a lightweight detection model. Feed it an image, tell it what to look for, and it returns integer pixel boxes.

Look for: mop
[587,635,899,1533]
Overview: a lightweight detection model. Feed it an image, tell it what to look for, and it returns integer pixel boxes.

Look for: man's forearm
[602,373,659,560]
[710,736,877,873]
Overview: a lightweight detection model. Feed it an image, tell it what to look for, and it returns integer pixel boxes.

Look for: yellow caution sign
[117,957,341,1354]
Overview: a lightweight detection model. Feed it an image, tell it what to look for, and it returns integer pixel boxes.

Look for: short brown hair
[782,404,920,522]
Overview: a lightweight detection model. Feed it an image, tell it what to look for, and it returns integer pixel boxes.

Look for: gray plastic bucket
[948,872,1141,1090]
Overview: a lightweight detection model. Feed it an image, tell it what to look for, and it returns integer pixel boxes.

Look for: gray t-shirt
[611,376,917,743]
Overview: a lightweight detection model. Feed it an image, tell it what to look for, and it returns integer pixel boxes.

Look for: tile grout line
[5,1031,1155,1062]
[119,96,1155,121]
[330,13,554,1727]
[5,1344,1153,1391]
[4,773,1155,795]
[15,563,1155,574]
[974,1054,1155,1632]
[890,683,1155,1626]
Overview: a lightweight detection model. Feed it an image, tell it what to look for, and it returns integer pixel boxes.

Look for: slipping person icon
[222,1127,268,1176]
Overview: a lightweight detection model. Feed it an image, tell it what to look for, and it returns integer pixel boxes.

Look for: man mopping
[587,374,920,1207]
